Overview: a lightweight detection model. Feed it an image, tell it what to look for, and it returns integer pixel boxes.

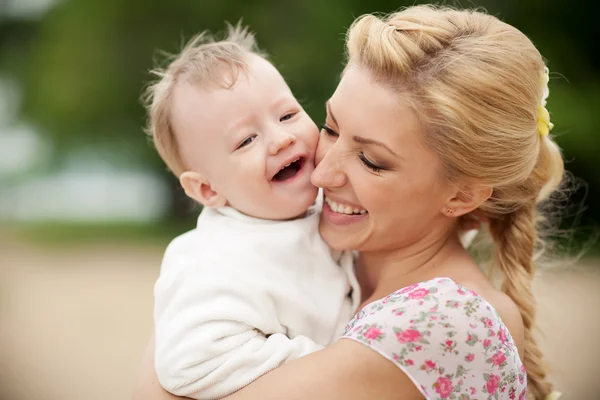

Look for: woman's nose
[268,131,296,155]
[311,146,347,188]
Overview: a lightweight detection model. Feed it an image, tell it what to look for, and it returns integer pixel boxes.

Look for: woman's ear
[180,171,227,208]
[441,184,493,218]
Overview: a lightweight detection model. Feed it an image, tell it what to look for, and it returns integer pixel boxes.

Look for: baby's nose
[269,132,296,155]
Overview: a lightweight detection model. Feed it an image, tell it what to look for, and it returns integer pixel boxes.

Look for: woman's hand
[132,332,192,400]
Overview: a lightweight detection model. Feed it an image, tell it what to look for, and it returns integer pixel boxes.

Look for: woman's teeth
[325,197,367,215]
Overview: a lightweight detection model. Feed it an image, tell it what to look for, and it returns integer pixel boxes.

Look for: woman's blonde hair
[143,23,264,176]
[346,5,564,399]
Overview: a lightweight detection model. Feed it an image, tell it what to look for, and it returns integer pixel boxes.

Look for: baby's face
[171,55,319,220]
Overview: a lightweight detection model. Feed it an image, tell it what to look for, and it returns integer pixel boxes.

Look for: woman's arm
[133,333,421,400]
[223,339,421,400]
[132,333,192,400]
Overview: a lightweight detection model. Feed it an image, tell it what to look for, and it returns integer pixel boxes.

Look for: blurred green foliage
[1,0,598,225]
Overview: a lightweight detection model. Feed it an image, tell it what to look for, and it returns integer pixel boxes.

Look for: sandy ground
[0,234,599,400]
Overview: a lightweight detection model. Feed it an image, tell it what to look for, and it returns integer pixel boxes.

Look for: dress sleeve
[340,278,527,400]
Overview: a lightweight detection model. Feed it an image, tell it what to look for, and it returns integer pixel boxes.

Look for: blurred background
[0,0,598,399]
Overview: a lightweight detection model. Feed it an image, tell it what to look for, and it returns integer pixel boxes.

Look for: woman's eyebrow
[352,136,400,157]
[327,100,401,158]
[326,101,339,127]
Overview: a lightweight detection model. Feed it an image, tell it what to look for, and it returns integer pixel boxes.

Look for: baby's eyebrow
[225,114,254,137]
[270,93,298,110]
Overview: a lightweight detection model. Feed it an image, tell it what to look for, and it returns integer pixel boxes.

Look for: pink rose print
[486,374,500,394]
[491,351,507,366]
[425,360,436,370]
[396,329,422,343]
[342,277,527,400]
[498,328,507,344]
[408,288,430,299]
[399,283,419,294]
[434,377,454,399]
[364,326,382,340]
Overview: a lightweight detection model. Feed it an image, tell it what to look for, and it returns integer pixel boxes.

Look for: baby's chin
[258,186,319,221]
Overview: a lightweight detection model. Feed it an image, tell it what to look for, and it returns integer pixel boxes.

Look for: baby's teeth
[360,209,367,215]
[353,208,360,214]
[344,206,353,214]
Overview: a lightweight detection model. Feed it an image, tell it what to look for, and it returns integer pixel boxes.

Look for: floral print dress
[341,278,527,400]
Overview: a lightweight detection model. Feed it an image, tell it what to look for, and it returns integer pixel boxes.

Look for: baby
[144,24,360,400]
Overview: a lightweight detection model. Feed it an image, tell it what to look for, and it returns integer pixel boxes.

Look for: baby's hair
[347,5,564,399]
[143,22,266,176]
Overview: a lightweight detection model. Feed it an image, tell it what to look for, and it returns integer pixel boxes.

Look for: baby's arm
[154,258,323,400]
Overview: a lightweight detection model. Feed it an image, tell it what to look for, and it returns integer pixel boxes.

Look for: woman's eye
[237,135,256,149]
[359,153,383,173]
[321,125,339,138]
[280,113,296,122]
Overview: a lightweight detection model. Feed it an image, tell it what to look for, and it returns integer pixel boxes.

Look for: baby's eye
[280,113,296,122]
[237,135,256,149]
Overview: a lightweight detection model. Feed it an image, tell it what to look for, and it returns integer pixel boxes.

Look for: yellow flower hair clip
[538,67,553,137]
[545,391,562,400]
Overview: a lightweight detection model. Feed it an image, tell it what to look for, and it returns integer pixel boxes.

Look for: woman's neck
[357,230,467,304]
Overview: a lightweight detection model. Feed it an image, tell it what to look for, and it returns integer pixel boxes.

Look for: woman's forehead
[330,66,421,143]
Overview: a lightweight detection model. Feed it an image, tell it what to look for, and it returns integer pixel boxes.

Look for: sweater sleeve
[154,255,323,399]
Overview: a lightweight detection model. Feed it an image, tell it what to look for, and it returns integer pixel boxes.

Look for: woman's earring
[445,208,455,216]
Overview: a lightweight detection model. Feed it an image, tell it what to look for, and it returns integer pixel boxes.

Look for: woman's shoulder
[341,277,527,400]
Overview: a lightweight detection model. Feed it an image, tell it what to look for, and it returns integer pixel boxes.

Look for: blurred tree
[0,0,598,224]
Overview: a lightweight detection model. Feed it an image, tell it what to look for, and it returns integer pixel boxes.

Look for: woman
[135,5,563,399]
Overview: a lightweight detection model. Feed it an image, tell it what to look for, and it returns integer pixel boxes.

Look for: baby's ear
[179,171,227,208]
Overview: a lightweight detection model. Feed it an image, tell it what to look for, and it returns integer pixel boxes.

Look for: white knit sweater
[154,205,359,399]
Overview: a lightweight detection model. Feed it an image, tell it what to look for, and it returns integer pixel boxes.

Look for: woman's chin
[318,206,369,250]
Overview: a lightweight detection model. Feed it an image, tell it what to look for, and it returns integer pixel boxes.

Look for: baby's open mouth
[273,157,305,181]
